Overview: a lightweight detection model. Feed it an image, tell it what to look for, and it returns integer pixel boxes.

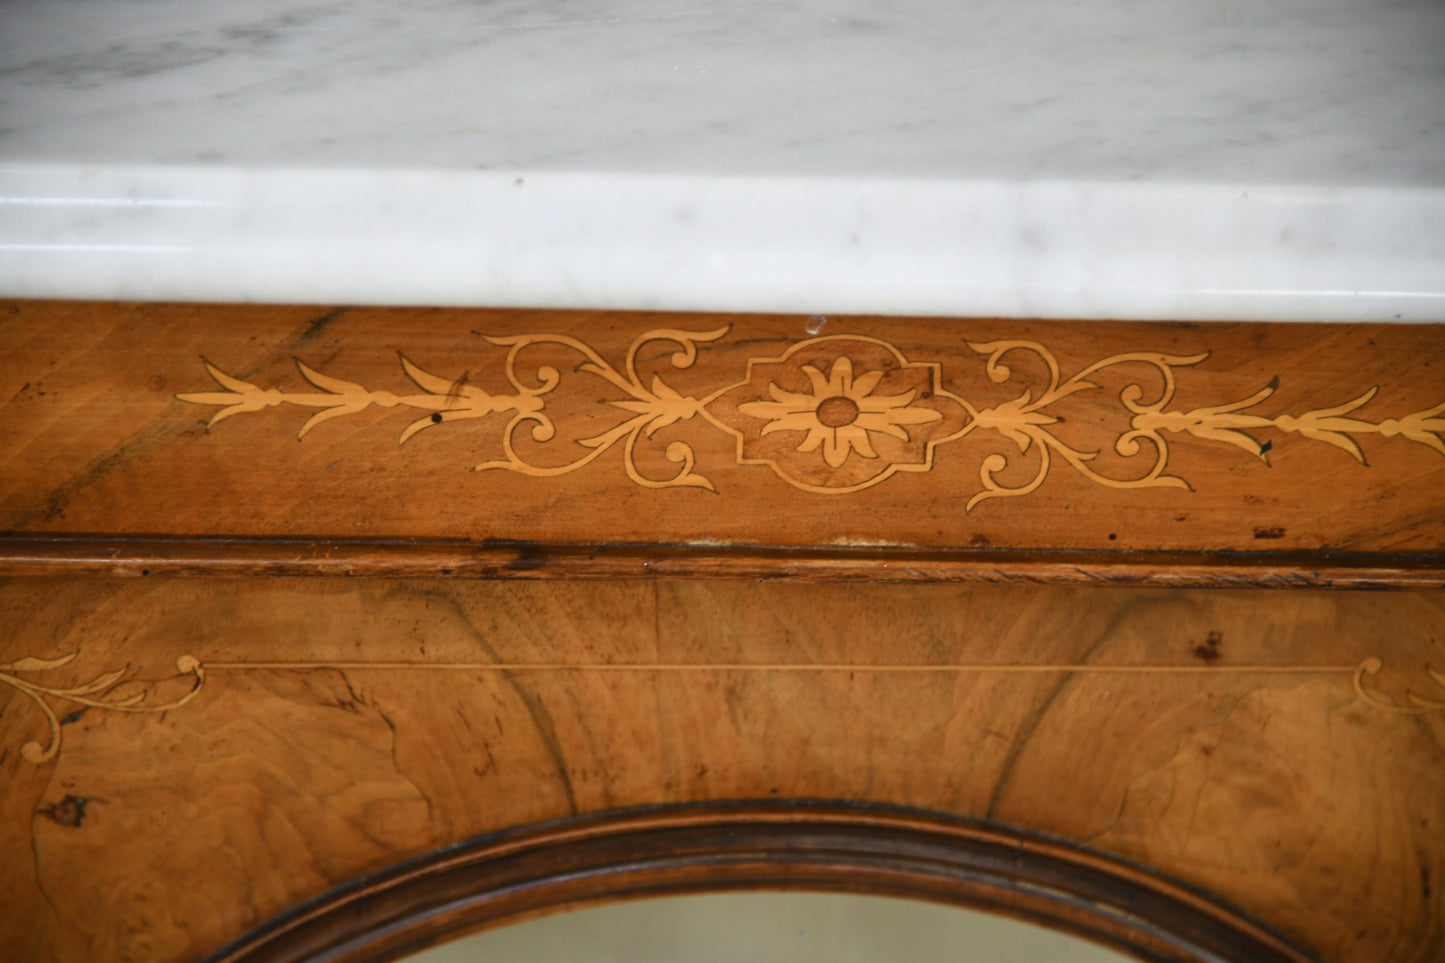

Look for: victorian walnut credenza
[2,1,1442,960]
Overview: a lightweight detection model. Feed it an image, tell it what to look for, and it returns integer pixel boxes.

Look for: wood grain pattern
[2,301,1442,584]
[4,300,1442,962]
[3,579,1441,962]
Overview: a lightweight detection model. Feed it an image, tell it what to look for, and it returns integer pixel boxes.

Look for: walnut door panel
[2,579,1441,962]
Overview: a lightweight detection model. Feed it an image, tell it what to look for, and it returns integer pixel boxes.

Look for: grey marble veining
[1,0,1442,318]
[4,0,1443,182]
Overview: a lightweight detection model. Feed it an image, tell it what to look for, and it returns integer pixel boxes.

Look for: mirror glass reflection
[404,892,1133,962]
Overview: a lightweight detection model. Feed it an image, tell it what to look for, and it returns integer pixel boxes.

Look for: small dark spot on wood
[147,374,167,392]
[18,381,30,394]
[1259,439,1273,455]
[1423,866,1432,900]
[506,545,547,572]
[1266,375,1280,390]
[768,786,779,795]
[1200,744,1213,757]
[1191,630,1223,664]
[969,533,990,547]
[141,568,151,576]
[40,795,89,828]
[1173,514,1188,522]
[1107,533,1117,541]
[1253,527,1285,540]
[445,371,471,404]
[440,567,453,576]
[60,708,86,726]
[295,307,347,346]
[431,412,443,424]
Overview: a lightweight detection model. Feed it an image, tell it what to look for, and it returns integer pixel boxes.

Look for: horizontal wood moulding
[3,301,1442,585]
[2,535,1442,588]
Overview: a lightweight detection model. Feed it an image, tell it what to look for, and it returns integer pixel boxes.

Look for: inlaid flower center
[815,395,861,428]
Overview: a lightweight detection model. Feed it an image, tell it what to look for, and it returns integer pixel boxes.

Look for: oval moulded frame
[205,801,1313,963]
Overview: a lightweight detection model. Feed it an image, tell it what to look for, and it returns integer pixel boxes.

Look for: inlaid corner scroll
[0,651,203,764]
[1353,659,1445,714]
[179,327,1445,508]
[5,647,1438,767]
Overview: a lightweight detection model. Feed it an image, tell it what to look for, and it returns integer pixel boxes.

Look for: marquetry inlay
[5,647,1439,767]
[179,328,1445,507]
[0,651,203,764]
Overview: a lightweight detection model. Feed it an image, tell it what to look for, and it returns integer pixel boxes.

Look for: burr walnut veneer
[1,301,1442,962]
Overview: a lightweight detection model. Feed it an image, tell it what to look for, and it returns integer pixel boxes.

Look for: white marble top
[2,0,1443,320]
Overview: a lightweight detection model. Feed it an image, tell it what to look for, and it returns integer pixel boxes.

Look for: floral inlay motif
[179,326,1445,505]
[738,356,936,467]
[707,336,971,492]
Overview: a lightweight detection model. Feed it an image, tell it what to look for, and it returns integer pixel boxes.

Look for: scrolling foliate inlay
[0,651,203,764]
[179,328,1445,507]
[5,648,1441,767]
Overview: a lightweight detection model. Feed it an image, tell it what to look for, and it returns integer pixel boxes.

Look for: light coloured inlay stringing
[179,328,1445,505]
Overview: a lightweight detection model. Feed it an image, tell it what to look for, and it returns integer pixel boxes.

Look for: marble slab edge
[2,165,1442,321]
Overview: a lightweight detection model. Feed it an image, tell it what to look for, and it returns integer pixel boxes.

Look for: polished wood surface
[3,302,1442,585]
[4,302,1442,962]
[3,579,1441,961]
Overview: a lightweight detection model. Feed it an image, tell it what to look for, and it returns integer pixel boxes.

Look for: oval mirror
[403,892,1132,962]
